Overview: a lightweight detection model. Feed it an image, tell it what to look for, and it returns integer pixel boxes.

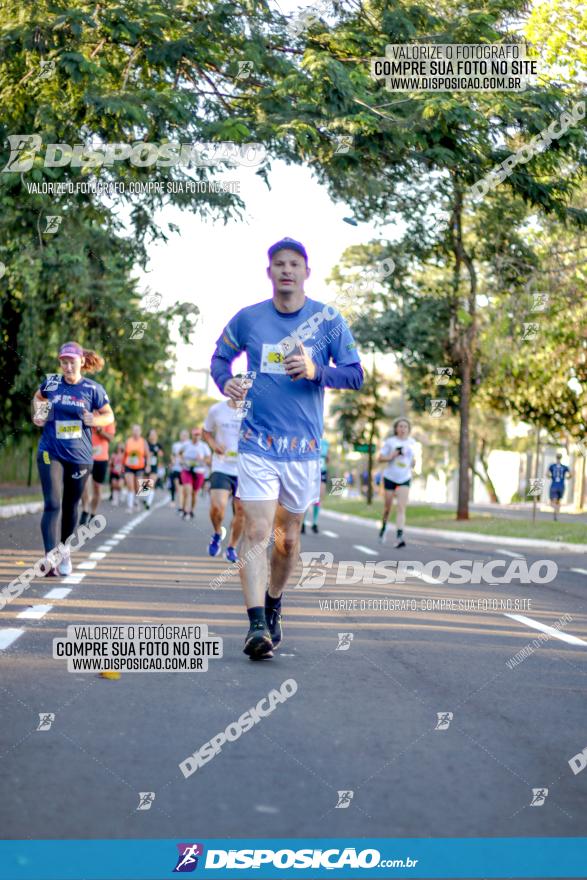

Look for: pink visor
[58,343,84,359]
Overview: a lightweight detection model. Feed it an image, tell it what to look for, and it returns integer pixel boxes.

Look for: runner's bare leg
[268,503,304,599]
[239,499,277,608]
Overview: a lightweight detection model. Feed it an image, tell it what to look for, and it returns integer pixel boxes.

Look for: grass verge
[322,498,587,544]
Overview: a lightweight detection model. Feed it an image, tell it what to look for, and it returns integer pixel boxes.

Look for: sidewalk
[0,484,43,519]
[426,500,587,524]
[322,508,587,554]
[0,482,41,498]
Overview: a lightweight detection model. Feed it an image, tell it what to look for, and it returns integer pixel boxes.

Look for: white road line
[17,605,53,620]
[77,561,97,570]
[95,545,113,553]
[498,549,525,558]
[322,530,339,538]
[353,544,378,556]
[103,540,120,548]
[112,532,126,539]
[0,629,25,650]
[88,552,107,561]
[504,613,587,646]
[61,573,86,584]
[44,588,71,600]
[571,568,587,576]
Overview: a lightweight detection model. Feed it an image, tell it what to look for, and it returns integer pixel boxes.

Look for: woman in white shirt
[377,418,416,548]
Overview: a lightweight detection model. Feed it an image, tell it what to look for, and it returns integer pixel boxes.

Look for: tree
[526,0,587,84]
[0,0,289,446]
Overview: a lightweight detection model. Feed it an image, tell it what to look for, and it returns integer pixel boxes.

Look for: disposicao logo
[173,843,204,872]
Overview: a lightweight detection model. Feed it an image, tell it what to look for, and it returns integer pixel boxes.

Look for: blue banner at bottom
[0,837,585,879]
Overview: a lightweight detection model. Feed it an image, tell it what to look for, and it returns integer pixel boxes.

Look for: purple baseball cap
[58,342,84,359]
[267,237,308,264]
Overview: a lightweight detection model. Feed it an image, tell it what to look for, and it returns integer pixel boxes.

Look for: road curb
[0,502,43,519]
[322,509,587,554]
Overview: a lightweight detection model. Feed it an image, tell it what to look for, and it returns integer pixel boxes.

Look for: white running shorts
[236,453,321,514]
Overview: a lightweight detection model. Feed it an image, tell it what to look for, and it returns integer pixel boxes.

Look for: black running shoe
[243,622,273,660]
[266,608,283,649]
[301,522,305,534]
[311,523,318,534]
[79,511,89,525]
[395,539,406,548]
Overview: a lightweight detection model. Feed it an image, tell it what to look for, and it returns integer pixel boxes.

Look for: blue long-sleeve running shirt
[211,297,363,461]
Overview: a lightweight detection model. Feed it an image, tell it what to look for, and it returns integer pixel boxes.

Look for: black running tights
[37,454,90,552]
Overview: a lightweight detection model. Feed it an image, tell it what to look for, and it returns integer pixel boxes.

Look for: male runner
[203,398,243,562]
[211,237,363,660]
[301,436,329,534]
[546,453,571,521]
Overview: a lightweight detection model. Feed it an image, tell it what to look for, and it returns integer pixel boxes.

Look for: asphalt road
[1,492,586,843]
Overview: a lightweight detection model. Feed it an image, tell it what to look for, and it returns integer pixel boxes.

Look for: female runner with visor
[32,342,114,576]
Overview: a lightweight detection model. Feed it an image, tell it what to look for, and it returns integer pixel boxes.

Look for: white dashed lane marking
[17,605,53,620]
[353,545,378,556]
[44,588,72,600]
[61,573,86,584]
[0,629,24,650]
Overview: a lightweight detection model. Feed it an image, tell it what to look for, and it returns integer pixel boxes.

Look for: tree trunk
[478,439,499,503]
[450,177,477,521]
[472,467,499,504]
[366,420,375,505]
[457,356,471,519]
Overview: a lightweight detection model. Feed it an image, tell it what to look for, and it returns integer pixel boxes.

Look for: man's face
[192,429,202,442]
[267,248,310,296]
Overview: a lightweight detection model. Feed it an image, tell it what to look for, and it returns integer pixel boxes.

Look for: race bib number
[127,453,140,466]
[56,420,82,440]
[225,450,237,458]
[396,460,406,468]
[261,343,286,374]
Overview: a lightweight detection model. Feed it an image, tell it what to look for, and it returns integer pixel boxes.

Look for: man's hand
[82,410,95,426]
[223,377,248,401]
[284,345,316,381]
[215,444,226,455]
